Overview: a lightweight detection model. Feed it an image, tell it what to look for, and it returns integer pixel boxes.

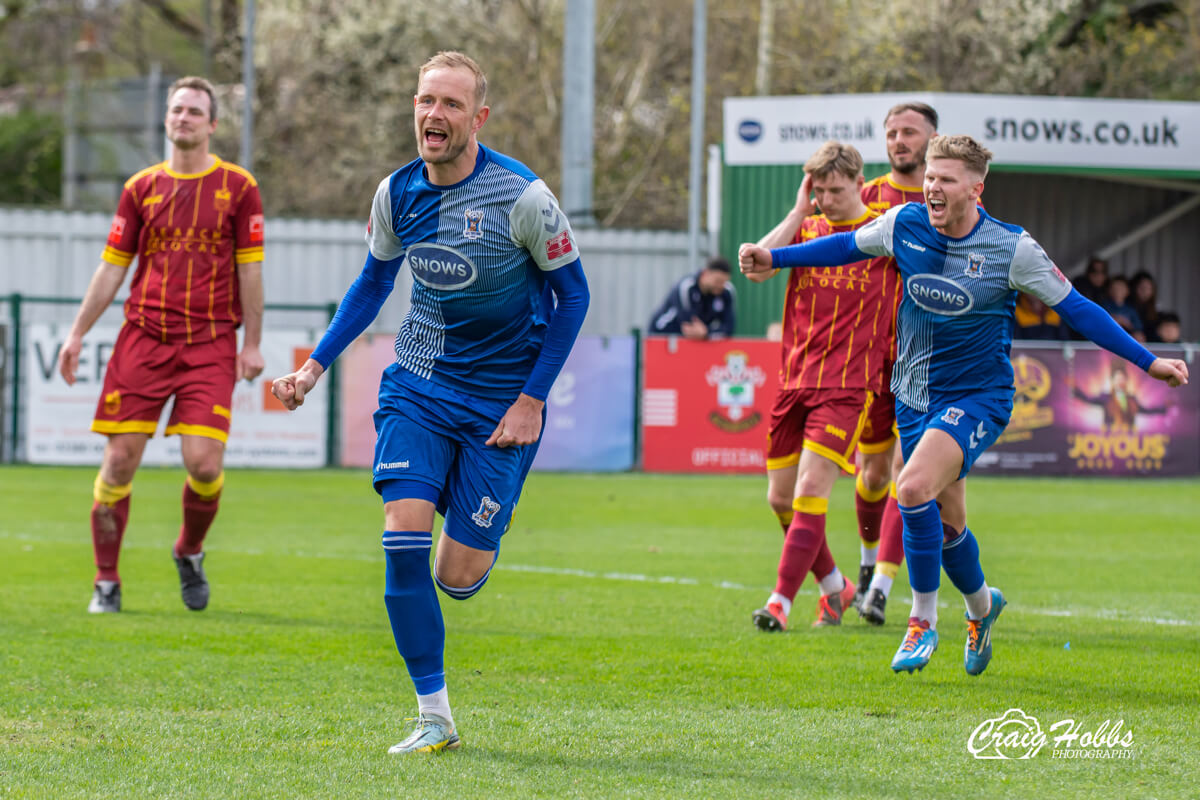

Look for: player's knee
[860,457,891,493]
[766,488,792,516]
[895,474,935,507]
[187,461,223,485]
[102,447,140,483]
[434,563,492,601]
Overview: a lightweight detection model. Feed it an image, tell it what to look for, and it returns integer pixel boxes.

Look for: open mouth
[928,198,947,213]
[424,127,448,146]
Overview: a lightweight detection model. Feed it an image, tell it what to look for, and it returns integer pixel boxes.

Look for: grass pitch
[1,466,1197,799]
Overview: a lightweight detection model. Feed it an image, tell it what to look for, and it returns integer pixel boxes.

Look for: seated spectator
[1101,275,1144,341]
[1013,292,1064,340]
[648,256,736,340]
[1072,256,1109,305]
[1129,270,1161,341]
[1155,311,1183,344]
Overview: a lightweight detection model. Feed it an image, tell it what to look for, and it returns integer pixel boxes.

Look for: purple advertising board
[973,343,1199,476]
[531,335,636,472]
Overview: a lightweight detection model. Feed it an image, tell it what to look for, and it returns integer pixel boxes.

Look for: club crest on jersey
[907,274,974,316]
[405,242,479,291]
[941,407,965,426]
[463,208,484,240]
[471,496,502,528]
[213,189,232,213]
[965,252,986,278]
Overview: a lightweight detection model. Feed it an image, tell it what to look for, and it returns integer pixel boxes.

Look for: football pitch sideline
[2,466,1197,799]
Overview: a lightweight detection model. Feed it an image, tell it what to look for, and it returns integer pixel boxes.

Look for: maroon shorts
[858,388,898,453]
[766,387,872,474]
[91,323,237,442]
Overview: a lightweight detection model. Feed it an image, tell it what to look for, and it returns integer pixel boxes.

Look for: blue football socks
[382,531,445,695]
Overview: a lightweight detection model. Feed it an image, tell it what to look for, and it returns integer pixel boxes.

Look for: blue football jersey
[854,203,1071,412]
[365,145,580,400]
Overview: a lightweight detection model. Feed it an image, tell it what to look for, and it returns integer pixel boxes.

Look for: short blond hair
[418,51,488,108]
[926,134,993,178]
[803,140,863,181]
[168,76,217,120]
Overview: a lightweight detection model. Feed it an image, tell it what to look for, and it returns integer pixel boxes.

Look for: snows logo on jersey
[463,209,484,240]
[471,496,502,528]
[406,243,479,290]
[907,274,974,316]
[965,252,986,278]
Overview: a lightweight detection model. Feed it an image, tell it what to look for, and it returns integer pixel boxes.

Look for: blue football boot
[891,617,938,673]
[964,587,1006,676]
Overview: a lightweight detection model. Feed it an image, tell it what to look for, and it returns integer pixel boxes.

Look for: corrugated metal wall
[719,165,1200,340]
[0,208,701,337]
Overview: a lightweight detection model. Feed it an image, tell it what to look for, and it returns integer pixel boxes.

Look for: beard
[889,151,924,175]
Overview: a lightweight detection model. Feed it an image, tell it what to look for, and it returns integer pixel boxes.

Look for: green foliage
[0,109,61,205]
[2,467,1198,798]
[2,0,1200,221]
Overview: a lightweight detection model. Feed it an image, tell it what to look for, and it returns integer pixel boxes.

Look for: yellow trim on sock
[855,472,891,503]
[888,482,898,500]
[876,561,900,579]
[792,496,829,515]
[187,472,225,500]
[775,510,794,529]
[93,474,132,506]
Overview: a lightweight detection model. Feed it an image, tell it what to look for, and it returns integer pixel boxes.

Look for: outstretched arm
[1053,289,1188,387]
[739,231,867,276]
[270,252,402,410]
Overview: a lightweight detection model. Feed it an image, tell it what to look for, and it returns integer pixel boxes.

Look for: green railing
[3,293,338,465]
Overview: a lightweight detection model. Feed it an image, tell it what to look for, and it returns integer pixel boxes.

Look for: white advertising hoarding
[723,92,1200,174]
[25,325,326,467]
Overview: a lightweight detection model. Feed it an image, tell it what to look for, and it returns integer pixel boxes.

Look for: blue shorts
[896,392,1012,480]
[371,363,543,551]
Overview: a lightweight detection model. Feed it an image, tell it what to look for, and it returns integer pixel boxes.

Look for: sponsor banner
[724,93,1200,174]
[532,335,636,471]
[25,324,326,467]
[338,335,637,472]
[338,335,397,468]
[974,343,1199,476]
[642,337,779,474]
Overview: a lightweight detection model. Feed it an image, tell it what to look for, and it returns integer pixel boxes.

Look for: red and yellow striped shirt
[102,155,264,343]
[860,174,923,367]
[778,208,893,392]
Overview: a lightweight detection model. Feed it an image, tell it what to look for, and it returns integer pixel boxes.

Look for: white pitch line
[4,530,1193,627]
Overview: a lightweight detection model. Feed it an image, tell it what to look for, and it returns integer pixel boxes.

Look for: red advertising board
[642,337,780,473]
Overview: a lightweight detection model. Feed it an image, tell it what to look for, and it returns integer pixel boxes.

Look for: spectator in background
[1156,312,1182,344]
[1072,256,1109,305]
[648,256,736,340]
[1129,270,1161,341]
[1013,292,1064,340]
[1102,275,1145,341]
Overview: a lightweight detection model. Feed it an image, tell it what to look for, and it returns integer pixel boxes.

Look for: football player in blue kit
[271,52,589,752]
[739,135,1187,676]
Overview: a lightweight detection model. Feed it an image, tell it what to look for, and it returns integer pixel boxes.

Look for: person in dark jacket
[648,256,736,339]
